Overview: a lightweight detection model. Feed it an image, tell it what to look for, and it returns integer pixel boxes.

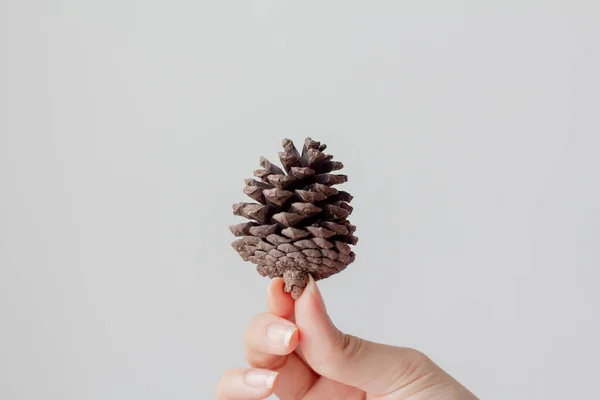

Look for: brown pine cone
[230,137,357,299]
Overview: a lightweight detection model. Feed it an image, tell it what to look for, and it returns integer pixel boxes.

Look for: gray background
[1,1,599,399]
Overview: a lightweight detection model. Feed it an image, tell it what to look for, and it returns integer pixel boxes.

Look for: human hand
[216,276,478,399]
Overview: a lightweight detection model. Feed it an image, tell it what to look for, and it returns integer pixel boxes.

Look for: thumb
[295,276,435,395]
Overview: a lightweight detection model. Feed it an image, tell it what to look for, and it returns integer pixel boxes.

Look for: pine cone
[230,137,358,299]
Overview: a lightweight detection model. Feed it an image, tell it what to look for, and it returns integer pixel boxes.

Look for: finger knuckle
[388,348,439,389]
[403,347,433,367]
[338,333,365,362]
[244,313,268,342]
[312,331,364,373]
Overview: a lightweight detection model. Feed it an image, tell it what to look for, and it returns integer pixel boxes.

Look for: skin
[216,276,478,399]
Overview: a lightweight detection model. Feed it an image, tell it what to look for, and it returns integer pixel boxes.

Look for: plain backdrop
[1,1,599,399]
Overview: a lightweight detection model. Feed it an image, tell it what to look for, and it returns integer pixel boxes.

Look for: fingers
[295,276,437,395]
[267,278,295,319]
[215,368,278,399]
[254,278,319,398]
[244,312,298,368]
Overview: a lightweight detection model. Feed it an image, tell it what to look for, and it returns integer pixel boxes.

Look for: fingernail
[306,275,327,313]
[266,324,296,346]
[244,369,278,389]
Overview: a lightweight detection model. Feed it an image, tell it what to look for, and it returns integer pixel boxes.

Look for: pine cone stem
[283,269,309,299]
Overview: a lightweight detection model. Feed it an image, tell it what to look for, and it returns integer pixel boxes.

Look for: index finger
[263,278,318,398]
[267,278,295,320]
